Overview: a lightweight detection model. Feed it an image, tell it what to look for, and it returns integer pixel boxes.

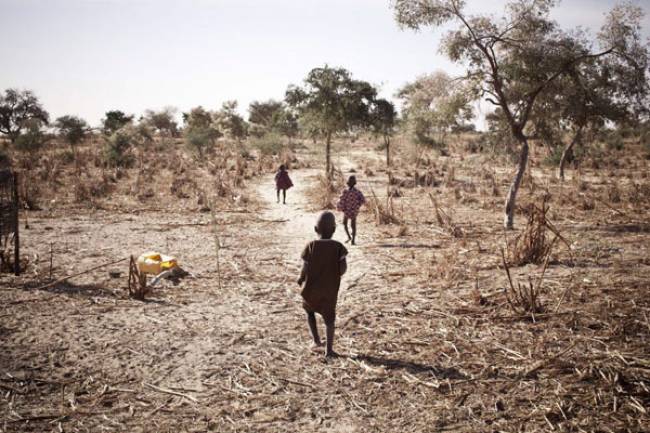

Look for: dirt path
[256,166,367,294]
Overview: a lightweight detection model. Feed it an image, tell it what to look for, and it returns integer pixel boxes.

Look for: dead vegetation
[1,135,650,432]
[506,195,568,266]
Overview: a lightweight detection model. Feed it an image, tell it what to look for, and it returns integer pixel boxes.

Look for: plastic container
[137,252,178,275]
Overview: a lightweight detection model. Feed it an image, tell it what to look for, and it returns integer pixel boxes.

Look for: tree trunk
[325,131,332,176]
[503,135,529,229]
[558,127,582,181]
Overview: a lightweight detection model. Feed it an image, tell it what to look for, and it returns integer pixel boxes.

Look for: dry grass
[507,195,566,266]
[368,187,400,224]
[307,168,345,209]
[1,134,650,433]
[429,193,463,238]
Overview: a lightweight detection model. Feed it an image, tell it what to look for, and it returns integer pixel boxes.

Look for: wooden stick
[144,382,198,403]
[33,257,129,291]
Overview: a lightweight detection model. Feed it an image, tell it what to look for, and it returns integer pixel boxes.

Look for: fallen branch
[144,382,198,403]
[33,257,129,291]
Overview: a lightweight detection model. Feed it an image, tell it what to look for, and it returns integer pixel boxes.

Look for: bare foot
[325,350,339,358]
[311,342,324,352]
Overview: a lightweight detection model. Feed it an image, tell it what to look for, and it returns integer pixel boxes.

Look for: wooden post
[13,171,20,276]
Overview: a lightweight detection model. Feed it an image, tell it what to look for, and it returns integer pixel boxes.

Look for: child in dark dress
[274,165,293,204]
[297,211,348,358]
[337,176,365,245]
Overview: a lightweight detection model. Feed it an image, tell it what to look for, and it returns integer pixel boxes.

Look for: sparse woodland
[1,1,650,432]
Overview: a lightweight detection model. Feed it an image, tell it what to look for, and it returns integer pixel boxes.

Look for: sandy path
[255,166,367,298]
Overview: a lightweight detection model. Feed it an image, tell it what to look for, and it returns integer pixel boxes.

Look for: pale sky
[1,0,648,127]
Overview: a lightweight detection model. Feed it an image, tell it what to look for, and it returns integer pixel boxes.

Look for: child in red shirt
[337,176,365,245]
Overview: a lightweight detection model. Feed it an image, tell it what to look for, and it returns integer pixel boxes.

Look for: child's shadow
[350,353,467,380]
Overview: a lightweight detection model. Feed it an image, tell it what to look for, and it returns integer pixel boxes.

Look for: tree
[392,0,649,228]
[143,107,178,138]
[248,100,300,143]
[286,66,377,174]
[273,109,300,144]
[0,89,49,143]
[248,100,285,128]
[369,98,397,167]
[55,115,89,153]
[554,4,649,180]
[182,106,222,157]
[397,71,473,148]
[102,110,134,135]
[14,119,49,155]
[214,101,247,142]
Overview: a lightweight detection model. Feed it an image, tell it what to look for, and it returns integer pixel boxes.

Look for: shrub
[250,132,284,156]
[14,120,48,154]
[105,128,134,167]
[543,145,564,166]
[604,130,624,151]
[185,126,219,158]
[642,128,650,158]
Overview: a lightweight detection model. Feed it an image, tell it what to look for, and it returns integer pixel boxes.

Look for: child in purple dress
[337,176,365,245]
[274,165,293,204]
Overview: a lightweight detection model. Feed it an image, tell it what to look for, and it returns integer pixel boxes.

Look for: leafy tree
[248,100,299,143]
[369,98,397,167]
[14,119,49,155]
[392,0,649,228]
[54,115,89,153]
[273,109,300,144]
[214,101,247,142]
[0,89,49,143]
[248,100,285,128]
[286,66,377,174]
[143,107,178,138]
[551,4,648,180]
[397,71,472,148]
[182,106,223,158]
[102,110,134,135]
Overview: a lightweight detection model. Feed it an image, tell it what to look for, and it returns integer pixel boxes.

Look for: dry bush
[74,172,113,206]
[428,193,463,238]
[628,182,650,203]
[444,164,455,187]
[414,170,439,187]
[606,183,621,203]
[19,175,42,210]
[308,168,344,209]
[501,249,546,315]
[580,197,596,210]
[368,187,400,225]
[507,196,565,266]
[395,224,409,237]
[170,175,198,199]
[482,171,500,196]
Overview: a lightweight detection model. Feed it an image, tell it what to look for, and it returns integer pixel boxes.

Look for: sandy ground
[1,145,649,432]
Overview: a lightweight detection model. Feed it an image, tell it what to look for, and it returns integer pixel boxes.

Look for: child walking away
[274,165,293,204]
[297,211,348,358]
[337,176,365,245]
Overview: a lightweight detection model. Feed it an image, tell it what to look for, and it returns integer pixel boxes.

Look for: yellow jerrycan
[136,252,178,275]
